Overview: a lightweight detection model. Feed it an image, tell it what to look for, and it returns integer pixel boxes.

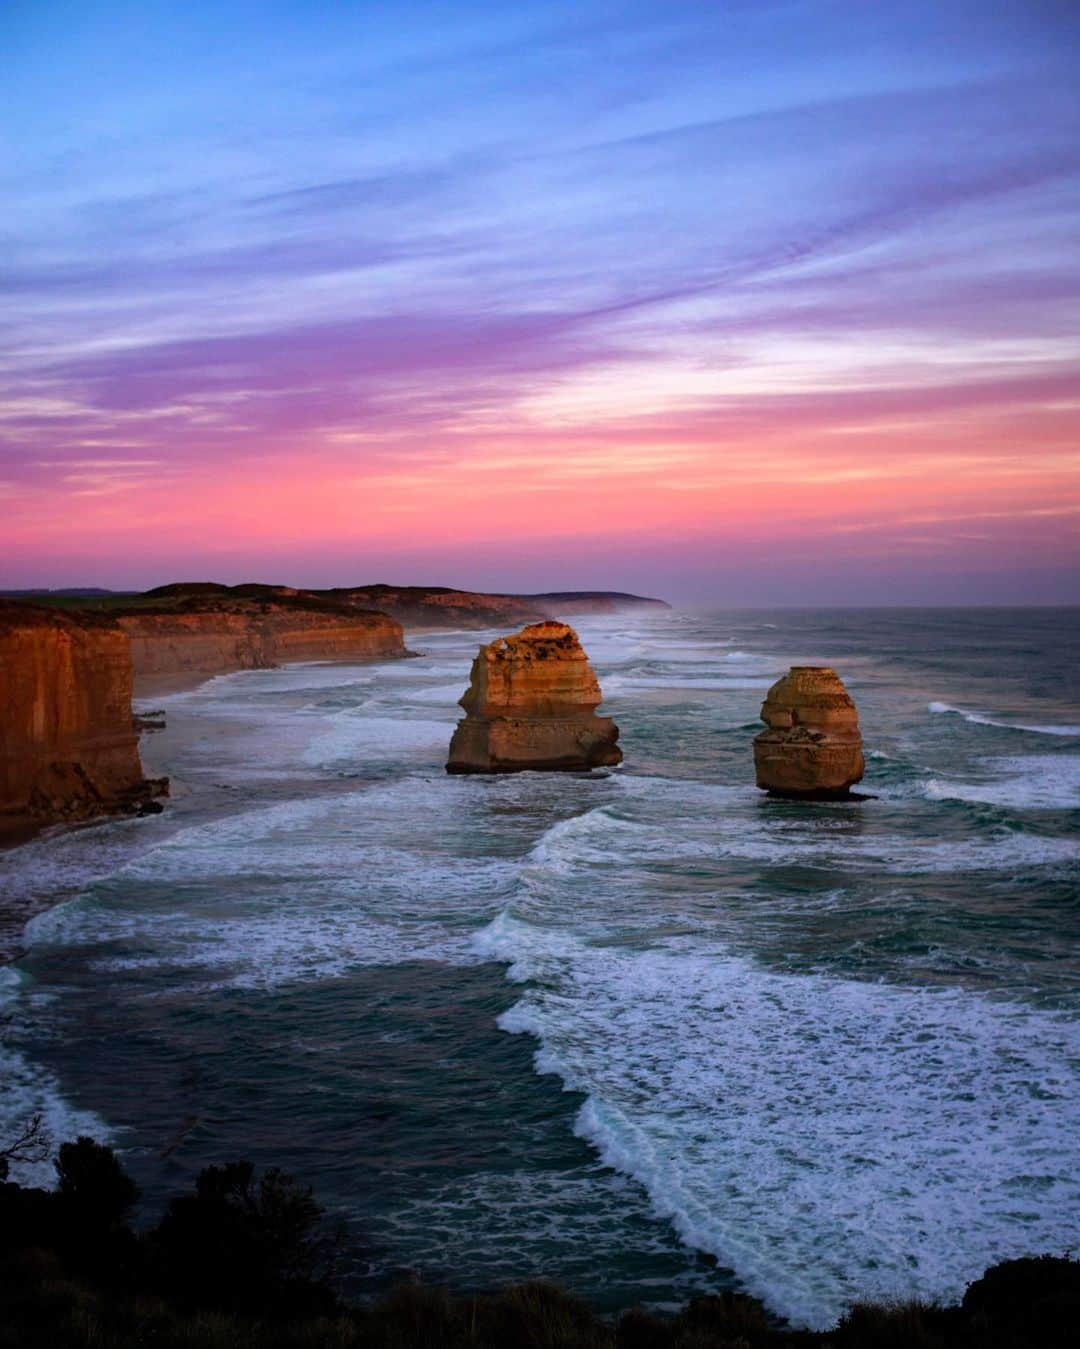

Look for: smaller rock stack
[446,621,621,774]
[753,666,864,798]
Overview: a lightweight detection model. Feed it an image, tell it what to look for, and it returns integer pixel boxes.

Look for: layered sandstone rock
[117,593,406,685]
[753,666,865,798]
[0,603,164,835]
[446,621,621,773]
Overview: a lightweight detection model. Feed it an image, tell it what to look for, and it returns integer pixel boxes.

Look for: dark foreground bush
[0,1135,1075,1348]
[149,1159,338,1316]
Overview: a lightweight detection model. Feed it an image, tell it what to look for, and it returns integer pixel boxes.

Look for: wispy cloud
[1,0,1078,597]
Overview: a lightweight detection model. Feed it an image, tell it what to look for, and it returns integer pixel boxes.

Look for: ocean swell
[929,702,1080,737]
[477,911,1080,1330]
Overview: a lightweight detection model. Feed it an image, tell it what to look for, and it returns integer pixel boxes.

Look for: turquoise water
[1,608,1077,1328]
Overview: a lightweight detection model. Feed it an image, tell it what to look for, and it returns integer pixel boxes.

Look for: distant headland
[3,582,670,630]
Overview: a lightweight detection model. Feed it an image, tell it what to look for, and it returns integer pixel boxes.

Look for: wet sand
[134,669,221,699]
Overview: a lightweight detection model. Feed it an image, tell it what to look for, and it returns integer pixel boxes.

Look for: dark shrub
[962,1255,1080,1347]
[149,1160,336,1316]
[55,1136,139,1225]
[472,1280,608,1347]
[616,1305,672,1348]
[365,1282,455,1347]
[831,1300,944,1348]
[673,1290,773,1345]
[0,1178,57,1255]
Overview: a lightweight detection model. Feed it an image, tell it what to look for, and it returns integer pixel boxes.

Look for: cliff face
[516,591,671,617]
[328,586,544,631]
[753,666,865,798]
[117,598,406,681]
[8,582,670,635]
[447,621,621,774]
[0,603,163,834]
[326,586,669,629]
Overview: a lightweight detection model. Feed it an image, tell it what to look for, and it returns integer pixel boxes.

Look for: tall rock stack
[446,621,622,774]
[753,666,864,798]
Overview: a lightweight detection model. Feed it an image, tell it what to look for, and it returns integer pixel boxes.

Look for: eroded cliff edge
[0,602,164,838]
[328,585,669,629]
[116,589,407,687]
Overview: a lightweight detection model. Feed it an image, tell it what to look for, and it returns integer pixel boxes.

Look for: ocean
[1,607,1077,1329]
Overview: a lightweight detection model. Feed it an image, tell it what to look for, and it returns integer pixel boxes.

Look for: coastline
[0,651,413,964]
[3,609,1077,1322]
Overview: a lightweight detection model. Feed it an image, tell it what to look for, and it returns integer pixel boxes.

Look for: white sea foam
[0,811,153,908]
[22,782,519,989]
[475,912,1080,1329]
[929,702,1080,737]
[524,779,1076,875]
[304,714,452,769]
[382,682,466,707]
[371,1163,711,1296]
[0,969,111,1186]
[375,660,468,681]
[924,756,1080,810]
[604,673,773,694]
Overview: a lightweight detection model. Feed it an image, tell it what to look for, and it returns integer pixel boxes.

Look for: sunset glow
[3,0,1079,602]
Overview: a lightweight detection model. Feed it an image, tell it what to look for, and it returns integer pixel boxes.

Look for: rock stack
[446,621,621,774]
[753,666,864,798]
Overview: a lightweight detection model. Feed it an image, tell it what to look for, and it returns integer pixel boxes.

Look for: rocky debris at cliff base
[446,621,622,774]
[753,665,865,798]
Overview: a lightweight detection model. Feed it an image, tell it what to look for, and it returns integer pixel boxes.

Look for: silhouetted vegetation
[0,1130,1076,1347]
[0,1110,50,1180]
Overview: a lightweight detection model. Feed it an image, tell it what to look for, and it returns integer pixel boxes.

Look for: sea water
[0,608,1077,1328]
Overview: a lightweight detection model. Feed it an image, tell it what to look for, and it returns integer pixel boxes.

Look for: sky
[2,0,1078,604]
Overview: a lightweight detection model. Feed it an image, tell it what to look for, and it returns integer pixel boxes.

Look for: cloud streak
[1,0,1078,599]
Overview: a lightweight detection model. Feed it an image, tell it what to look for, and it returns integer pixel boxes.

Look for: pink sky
[3,2,1078,604]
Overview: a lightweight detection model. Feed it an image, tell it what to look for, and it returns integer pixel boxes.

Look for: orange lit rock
[117,598,405,685]
[0,602,165,835]
[753,666,864,797]
[446,621,621,773]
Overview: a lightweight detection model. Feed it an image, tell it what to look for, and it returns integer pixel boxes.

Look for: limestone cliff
[0,603,163,835]
[327,586,545,631]
[325,586,669,629]
[446,621,621,773]
[753,666,865,798]
[117,592,406,683]
[6,582,670,634]
[516,591,671,617]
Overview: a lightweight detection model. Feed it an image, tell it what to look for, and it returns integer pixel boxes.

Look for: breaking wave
[929,702,1080,737]
[476,912,1080,1329]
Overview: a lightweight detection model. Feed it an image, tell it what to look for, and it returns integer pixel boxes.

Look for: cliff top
[0,599,123,635]
[513,591,669,606]
[6,585,390,625]
[485,621,580,657]
[3,581,670,630]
